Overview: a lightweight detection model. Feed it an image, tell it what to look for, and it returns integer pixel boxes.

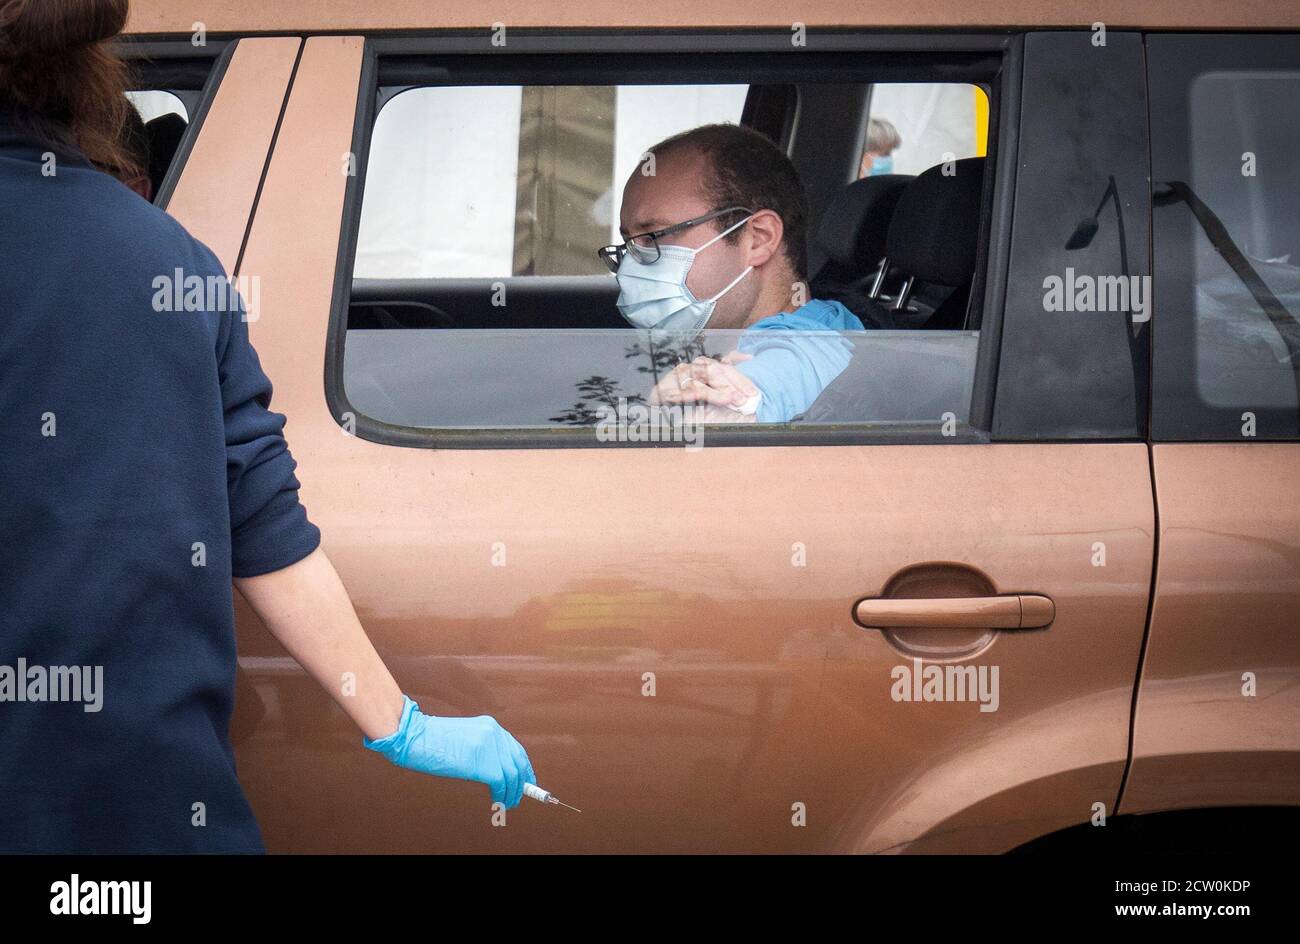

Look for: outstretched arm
[234,546,536,808]
[234,545,404,741]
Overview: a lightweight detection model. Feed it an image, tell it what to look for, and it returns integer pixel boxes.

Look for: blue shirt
[0,107,321,852]
[734,298,865,422]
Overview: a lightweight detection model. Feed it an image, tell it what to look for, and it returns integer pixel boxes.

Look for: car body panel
[1122,445,1300,813]
[164,37,300,273]
[123,0,1297,33]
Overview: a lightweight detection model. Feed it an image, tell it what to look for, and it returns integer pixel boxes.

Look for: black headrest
[813,174,913,270]
[886,157,984,287]
[144,113,187,196]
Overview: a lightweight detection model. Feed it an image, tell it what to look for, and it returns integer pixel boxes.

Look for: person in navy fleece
[0,0,533,853]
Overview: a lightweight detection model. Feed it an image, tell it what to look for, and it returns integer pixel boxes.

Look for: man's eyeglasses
[597,206,754,274]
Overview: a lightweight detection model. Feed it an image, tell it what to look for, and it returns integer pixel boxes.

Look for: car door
[225,31,1157,854]
[1122,33,1300,815]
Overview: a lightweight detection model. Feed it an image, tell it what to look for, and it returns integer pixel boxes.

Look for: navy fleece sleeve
[203,246,321,577]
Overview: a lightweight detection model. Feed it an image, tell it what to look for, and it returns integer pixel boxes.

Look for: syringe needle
[523,781,581,811]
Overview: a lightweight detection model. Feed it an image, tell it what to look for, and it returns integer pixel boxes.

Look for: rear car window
[1150,34,1300,440]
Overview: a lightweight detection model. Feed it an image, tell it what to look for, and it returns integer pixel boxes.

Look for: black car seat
[808,174,913,328]
[863,156,985,330]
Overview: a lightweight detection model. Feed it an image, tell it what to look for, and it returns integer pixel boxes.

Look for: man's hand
[649,351,759,413]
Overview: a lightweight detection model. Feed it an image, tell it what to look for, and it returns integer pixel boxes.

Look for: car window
[863,82,987,177]
[1150,34,1300,440]
[337,59,998,441]
[125,89,190,124]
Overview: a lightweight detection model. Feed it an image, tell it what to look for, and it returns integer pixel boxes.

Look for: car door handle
[853,594,1055,630]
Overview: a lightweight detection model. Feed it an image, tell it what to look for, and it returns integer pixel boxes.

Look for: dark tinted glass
[1149,34,1300,441]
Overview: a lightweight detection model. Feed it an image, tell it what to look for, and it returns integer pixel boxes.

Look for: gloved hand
[364,694,536,808]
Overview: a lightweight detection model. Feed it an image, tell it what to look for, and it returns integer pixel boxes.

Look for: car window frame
[118,38,236,210]
[325,30,1019,449]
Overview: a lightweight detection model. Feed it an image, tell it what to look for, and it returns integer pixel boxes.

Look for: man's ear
[744,209,784,268]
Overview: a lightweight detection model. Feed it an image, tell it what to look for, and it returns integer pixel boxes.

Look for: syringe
[524,782,581,812]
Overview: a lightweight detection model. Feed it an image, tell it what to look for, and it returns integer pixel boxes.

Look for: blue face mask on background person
[869,154,894,175]
[615,213,754,338]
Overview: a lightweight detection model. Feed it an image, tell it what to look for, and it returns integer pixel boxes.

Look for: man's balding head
[644,124,808,281]
[617,123,810,331]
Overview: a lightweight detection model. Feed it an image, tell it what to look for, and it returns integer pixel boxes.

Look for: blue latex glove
[364,694,537,808]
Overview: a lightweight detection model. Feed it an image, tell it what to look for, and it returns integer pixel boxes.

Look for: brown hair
[0,0,139,179]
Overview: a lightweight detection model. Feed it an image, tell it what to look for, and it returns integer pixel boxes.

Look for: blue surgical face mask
[615,214,754,339]
[869,154,894,176]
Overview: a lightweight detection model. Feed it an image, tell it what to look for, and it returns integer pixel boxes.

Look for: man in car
[600,123,865,423]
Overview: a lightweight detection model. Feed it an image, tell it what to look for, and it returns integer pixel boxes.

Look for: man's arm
[733,329,855,422]
[234,546,405,741]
